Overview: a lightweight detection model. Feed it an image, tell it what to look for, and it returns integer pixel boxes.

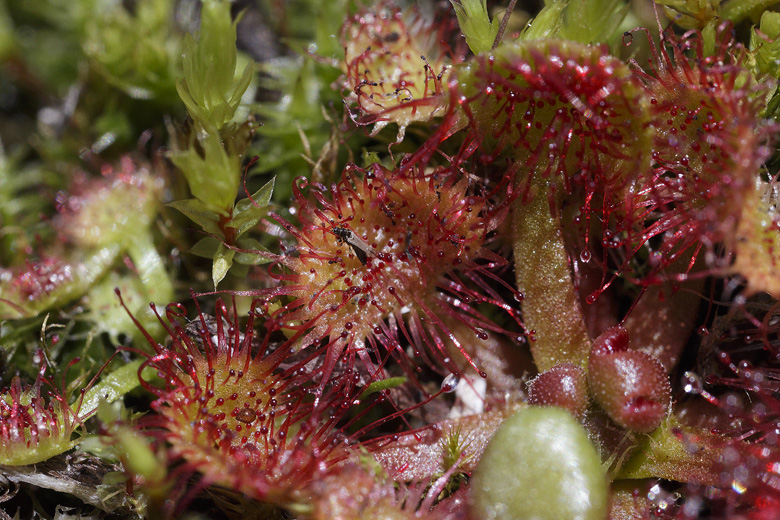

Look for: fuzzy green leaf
[721,0,778,25]
[751,11,780,78]
[519,2,565,40]
[472,407,607,520]
[80,360,150,419]
[557,0,628,44]
[617,416,722,484]
[84,0,180,102]
[656,0,718,30]
[358,377,407,400]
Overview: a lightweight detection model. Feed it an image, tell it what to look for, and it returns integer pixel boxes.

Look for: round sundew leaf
[470,406,607,520]
[457,39,651,193]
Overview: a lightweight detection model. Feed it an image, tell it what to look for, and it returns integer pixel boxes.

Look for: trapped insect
[333,225,375,265]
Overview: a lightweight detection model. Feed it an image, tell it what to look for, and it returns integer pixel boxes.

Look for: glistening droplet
[441,373,460,393]
[682,371,703,394]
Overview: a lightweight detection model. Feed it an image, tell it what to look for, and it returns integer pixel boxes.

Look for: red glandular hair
[0,354,86,466]
[617,25,773,285]
[689,301,780,518]
[1,256,73,313]
[123,295,361,506]
[268,162,521,387]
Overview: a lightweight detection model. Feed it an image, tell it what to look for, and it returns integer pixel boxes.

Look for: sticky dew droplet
[441,373,460,393]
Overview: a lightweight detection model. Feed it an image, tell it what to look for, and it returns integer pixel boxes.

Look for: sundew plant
[3,0,780,518]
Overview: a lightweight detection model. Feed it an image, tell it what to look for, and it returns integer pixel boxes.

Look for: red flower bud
[527,363,588,420]
[588,326,671,433]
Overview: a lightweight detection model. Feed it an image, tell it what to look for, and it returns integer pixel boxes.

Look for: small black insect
[383,31,400,43]
[333,226,374,265]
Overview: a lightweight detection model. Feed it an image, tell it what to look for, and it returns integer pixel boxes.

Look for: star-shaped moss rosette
[83,0,182,104]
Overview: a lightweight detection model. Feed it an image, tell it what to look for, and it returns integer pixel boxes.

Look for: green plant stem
[124,232,173,305]
[511,185,591,372]
[79,359,151,418]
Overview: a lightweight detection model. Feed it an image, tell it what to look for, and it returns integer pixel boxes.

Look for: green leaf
[557,0,628,44]
[167,197,223,236]
[176,0,254,129]
[234,238,272,265]
[451,0,500,54]
[0,0,16,61]
[358,377,407,400]
[84,0,180,103]
[519,2,564,40]
[168,126,241,215]
[114,426,167,483]
[750,11,780,78]
[616,416,722,484]
[472,407,607,520]
[721,0,778,25]
[189,236,222,258]
[227,176,275,235]
[655,0,718,30]
[79,360,151,419]
[212,242,236,288]
[702,18,717,57]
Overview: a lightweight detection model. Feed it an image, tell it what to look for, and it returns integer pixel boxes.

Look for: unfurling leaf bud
[588,326,671,433]
[527,363,588,421]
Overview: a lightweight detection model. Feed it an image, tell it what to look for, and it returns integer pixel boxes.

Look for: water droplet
[682,371,703,394]
[441,374,460,393]
[579,249,592,263]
